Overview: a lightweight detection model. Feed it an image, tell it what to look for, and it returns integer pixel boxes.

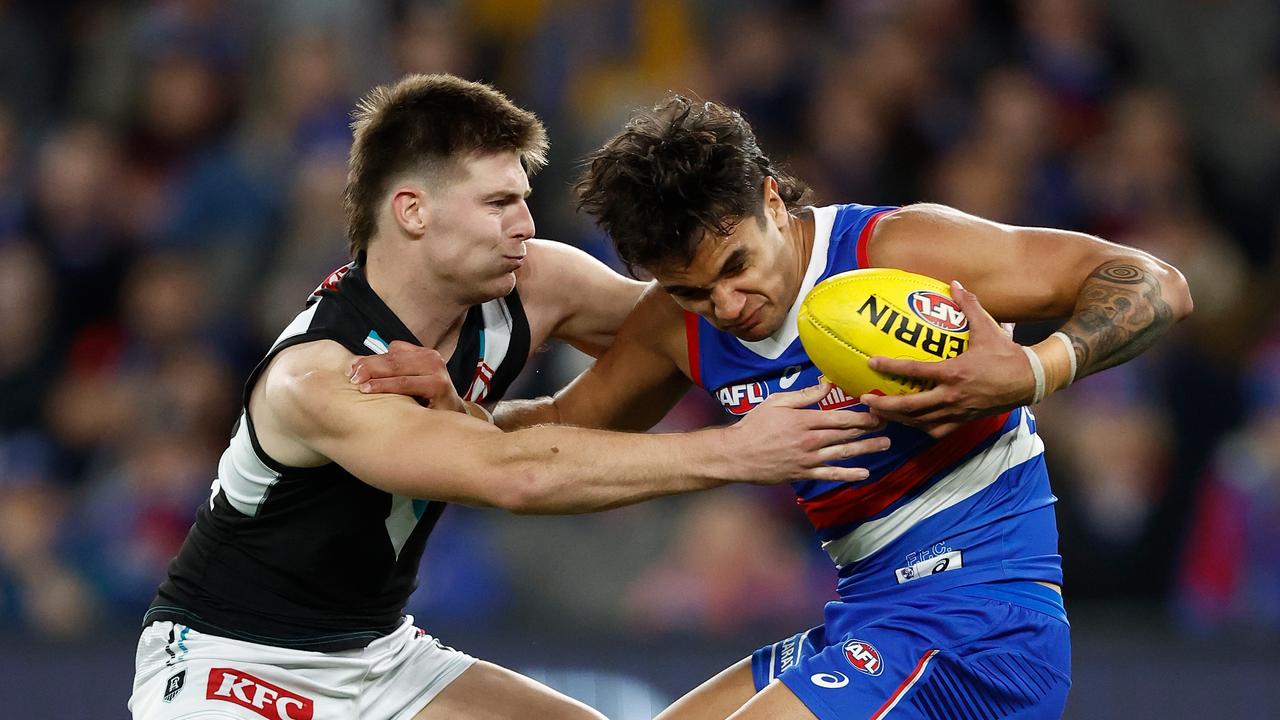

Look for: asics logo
[810,671,850,689]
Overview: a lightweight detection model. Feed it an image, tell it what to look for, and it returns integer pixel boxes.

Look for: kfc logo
[207,668,314,720]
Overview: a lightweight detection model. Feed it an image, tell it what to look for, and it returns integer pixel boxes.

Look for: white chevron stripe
[216,413,282,517]
[821,411,1044,567]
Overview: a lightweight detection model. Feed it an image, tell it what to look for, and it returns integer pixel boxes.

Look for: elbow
[489,463,556,515]
[1164,265,1194,323]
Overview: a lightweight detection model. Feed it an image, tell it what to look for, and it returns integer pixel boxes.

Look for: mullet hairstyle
[343,74,548,258]
[575,95,811,276]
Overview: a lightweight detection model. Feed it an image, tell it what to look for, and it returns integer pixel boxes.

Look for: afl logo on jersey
[908,291,967,332]
[716,381,769,415]
[843,639,884,676]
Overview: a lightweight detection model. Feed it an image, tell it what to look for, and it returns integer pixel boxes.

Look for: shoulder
[517,238,639,296]
[261,339,359,422]
[515,238,647,351]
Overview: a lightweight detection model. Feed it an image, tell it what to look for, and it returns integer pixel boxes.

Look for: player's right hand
[726,381,890,484]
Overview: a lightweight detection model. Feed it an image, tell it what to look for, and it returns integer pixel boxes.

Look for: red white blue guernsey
[687,204,1063,601]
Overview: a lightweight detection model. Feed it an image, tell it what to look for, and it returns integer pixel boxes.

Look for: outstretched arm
[272,341,887,515]
[857,204,1192,433]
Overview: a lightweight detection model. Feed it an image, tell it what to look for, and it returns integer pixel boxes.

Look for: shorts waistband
[950,581,1068,625]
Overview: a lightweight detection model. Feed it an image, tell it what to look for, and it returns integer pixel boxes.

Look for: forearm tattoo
[1057,261,1175,378]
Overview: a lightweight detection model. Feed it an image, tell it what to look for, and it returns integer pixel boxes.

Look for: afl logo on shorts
[907,291,967,332]
[843,639,884,676]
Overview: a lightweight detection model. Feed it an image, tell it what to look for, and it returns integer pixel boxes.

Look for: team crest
[843,639,884,676]
[467,361,494,402]
[162,669,186,703]
[309,263,354,301]
[907,290,967,332]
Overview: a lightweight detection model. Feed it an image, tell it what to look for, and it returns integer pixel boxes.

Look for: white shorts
[129,616,475,720]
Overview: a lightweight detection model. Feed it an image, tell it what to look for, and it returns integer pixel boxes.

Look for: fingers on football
[867,356,949,382]
[951,280,1003,340]
[770,380,832,408]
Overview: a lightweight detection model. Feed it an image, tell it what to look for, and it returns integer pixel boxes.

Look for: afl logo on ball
[908,291,967,332]
[843,639,884,676]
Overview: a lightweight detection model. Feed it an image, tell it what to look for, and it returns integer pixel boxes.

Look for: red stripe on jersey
[855,209,895,269]
[684,311,702,387]
[797,411,1011,530]
[870,649,940,720]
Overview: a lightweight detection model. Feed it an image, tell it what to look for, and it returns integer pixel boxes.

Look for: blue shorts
[751,582,1070,720]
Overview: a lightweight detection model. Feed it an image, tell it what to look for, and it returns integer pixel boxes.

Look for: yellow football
[797,268,970,397]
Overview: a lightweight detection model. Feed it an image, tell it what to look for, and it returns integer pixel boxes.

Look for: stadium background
[1,0,1278,717]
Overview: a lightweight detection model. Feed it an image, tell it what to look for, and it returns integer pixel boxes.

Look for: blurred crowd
[1,0,1278,644]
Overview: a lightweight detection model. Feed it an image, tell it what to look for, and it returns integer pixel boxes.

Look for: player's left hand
[859,281,1035,438]
[348,341,476,417]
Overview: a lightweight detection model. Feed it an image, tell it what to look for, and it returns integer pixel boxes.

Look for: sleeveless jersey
[145,263,530,650]
[688,204,1062,600]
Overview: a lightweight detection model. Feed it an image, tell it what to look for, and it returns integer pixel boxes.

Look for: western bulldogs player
[129,79,887,720]
[352,96,1192,719]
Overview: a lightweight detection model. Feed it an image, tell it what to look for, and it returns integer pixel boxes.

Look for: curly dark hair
[344,74,548,258]
[575,95,811,276]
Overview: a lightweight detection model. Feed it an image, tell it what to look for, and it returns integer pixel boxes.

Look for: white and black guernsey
[145,263,530,651]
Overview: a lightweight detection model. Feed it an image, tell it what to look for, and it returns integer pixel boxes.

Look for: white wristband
[1020,345,1046,404]
[1050,331,1077,386]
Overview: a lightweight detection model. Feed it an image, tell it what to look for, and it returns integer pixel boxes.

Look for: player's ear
[761,176,787,226]
[389,185,430,238]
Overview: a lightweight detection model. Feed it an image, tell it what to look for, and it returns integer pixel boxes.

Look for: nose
[508,198,535,241]
[710,284,746,324]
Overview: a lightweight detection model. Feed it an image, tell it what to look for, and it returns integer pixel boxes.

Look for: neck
[787,208,816,300]
[364,243,469,350]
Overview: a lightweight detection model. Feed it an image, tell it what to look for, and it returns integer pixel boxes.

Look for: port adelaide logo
[162,669,186,703]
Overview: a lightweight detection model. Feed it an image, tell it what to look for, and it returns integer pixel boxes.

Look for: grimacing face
[422,151,534,304]
[651,197,805,341]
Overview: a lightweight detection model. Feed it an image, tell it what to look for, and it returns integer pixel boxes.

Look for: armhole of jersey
[485,287,531,402]
[240,333,355,475]
[684,311,702,387]
[855,209,897,269]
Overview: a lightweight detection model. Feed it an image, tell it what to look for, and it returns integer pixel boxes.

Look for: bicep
[277,367,509,505]
[552,288,691,431]
[868,204,1132,321]
[523,239,646,356]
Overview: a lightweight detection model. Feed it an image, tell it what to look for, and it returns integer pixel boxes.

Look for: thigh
[728,679,819,720]
[411,661,604,720]
[655,657,757,720]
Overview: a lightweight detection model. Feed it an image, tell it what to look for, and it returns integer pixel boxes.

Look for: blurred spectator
[1179,334,1280,634]
[0,242,60,435]
[623,490,824,636]
[0,433,97,636]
